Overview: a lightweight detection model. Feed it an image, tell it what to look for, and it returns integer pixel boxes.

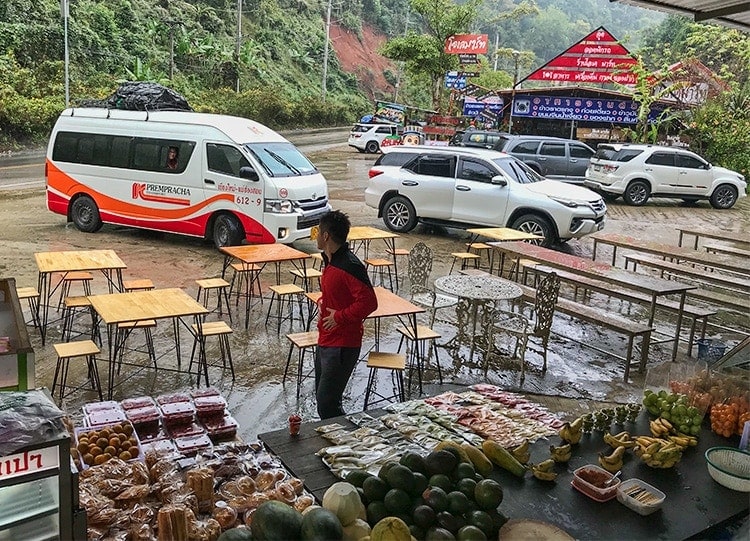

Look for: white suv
[584,143,746,208]
[348,123,399,153]
[365,146,607,247]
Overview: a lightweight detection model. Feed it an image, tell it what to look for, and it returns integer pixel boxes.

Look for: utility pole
[321,0,332,101]
[393,5,410,103]
[508,50,520,133]
[236,0,242,92]
[61,0,70,107]
[493,33,499,71]
[165,20,177,81]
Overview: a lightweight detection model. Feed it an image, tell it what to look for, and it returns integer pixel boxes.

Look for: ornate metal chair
[407,242,457,325]
[493,271,560,380]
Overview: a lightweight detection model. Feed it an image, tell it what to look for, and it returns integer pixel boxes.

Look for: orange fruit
[119,451,132,461]
[94,454,108,465]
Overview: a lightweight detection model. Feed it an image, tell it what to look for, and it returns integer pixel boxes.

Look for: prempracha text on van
[46,108,331,247]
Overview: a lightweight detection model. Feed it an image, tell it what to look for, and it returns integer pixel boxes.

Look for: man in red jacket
[315,210,378,419]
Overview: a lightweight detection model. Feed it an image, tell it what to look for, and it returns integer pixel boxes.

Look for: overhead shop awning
[611,0,750,32]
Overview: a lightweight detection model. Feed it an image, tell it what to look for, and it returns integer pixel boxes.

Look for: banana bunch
[511,439,531,464]
[531,459,558,481]
[559,417,584,445]
[598,445,626,473]
[603,431,636,449]
[649,418,675,437]
[633,436,683,468]
[549,443,572,463]
[667,434,698,449]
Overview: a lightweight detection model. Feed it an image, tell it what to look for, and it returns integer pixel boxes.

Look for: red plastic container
[191,387,221,398]
[125,406,161,431]
[203,415,239,441]
[168,422,206,439]
[160,401,196,427]
[156,392,191,405]
[571,465,621,502]
[121,396,156,410]
[85,407,127,427]
[194,395,227,420]
[83,401,122,415]
[174,433,213,456]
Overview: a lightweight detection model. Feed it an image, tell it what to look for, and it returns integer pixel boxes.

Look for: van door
[537,142,568,180]
[451,157,510,225]
[203,142,266,239]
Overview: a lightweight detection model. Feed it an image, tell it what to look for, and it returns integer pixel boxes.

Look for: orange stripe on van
[47,161,234,220]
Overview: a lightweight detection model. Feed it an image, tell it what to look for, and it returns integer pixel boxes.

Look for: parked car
[450,130,509,149]
[584,143,747,208]
[492,135,595,184]
[348,123,399,153]
[365,146,607,247]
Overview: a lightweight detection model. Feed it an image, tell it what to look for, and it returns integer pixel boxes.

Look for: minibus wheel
[213,214,243,248]
[71,195,103,233]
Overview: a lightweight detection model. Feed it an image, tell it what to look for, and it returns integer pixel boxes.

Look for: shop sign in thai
[444,34,488,54]
[512,95,649,124]
[523,27,637,85]
[459,54,478,64]
[373,102,405,125]
[0,446,59,480]
[445,71,468,89]
[463,95,504,116]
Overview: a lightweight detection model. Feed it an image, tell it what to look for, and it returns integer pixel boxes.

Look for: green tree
[379,0,481,111]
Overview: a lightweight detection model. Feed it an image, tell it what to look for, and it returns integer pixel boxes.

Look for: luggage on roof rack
[78,82,193,112]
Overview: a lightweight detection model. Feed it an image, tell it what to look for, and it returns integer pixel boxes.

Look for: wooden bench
[516,284,653,382]
[533,265,715,357]
[687,288,750,313]
[624,254,750,294]
[704,244,750,259]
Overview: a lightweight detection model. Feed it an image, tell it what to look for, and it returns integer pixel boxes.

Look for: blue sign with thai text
[445,72,468,89]
[511,95,662,124]
[463,98,504,116]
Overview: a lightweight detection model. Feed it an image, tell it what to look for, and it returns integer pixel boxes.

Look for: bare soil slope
[330,22,395,100]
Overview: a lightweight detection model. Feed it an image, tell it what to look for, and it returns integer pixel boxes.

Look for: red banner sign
[444,34,488,54]
[524,26,637,85]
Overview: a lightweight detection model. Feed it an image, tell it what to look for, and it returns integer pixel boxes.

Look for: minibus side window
[110,136,132,169]
[77,136,95,164]
[52,132,79,162]
[207,143,250,177]
[91,135,110,166]
[133,140,161,171]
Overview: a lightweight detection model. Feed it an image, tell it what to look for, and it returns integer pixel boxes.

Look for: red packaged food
[142,438,178,457]
[167,422,206,439]
[156,392,191,405]
[203,415,238,441]
[174,433,213,456]
[160,401,196,427]
[137,424,168,444]
[121,396,156,410]
[191,387,221,398]
[126,406,161,430]
[85,407,127,427]
[194,395,227,420]
[83,400,122,415]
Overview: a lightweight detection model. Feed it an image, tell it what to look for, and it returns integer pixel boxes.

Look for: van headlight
[548,195,579,208]
[265,199,294,213]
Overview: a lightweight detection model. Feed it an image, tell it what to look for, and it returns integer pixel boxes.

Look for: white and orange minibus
[46,108,331,247]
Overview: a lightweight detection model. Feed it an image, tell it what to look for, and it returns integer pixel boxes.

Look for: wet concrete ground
[1,142,748,440]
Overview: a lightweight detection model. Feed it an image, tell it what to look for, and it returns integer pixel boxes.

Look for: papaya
[435,440,471,464]
[460,443,493,477]
[371,517,411,541]
[481,440,527,478]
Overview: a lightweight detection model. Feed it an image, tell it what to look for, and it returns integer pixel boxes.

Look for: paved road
[0,127,350,191]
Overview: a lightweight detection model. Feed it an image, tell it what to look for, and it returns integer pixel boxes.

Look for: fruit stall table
[259,403,748,540]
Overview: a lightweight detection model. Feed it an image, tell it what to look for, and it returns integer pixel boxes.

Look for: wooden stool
[386,247,410,290]
[290,268,323,292]
[284,331,318,399]
[509,258,539,284]
[265,284,306,332]
[190,321,235,383]
[466,242,494,272]
[363,352,406,409]
[52,340,102,402]
[115,320,157,371]
[229,262,263,306]
[16,286,41,330]
[365,258,395,291]
[196,277,232,323]
[57,271,93,309]
[61,296,99,343]
[396,324,443,393]
[449,252,481,274]
[123,279,154,292]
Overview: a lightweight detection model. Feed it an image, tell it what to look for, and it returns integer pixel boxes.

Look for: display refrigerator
[0,390,80,540]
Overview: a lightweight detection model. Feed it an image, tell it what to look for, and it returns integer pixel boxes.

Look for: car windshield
[494,158,545,184]
[244,142,318,178]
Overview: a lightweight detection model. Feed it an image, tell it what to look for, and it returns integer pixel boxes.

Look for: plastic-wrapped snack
[129,503,156,527]
[254,470,276,491]
[131,460,150,486]
[150,458,180,483]
[212,501,238,530]
[130,522,156,541]
[293,495,314,513]
[87,525,108,541]
[114,484,150,506]
[186,466,215,513]
[288,477,304,495]
[157,504,189,541]
[226,496,252,514]
[162,483,199,515]
[188,518,221,541]
[94,478,134,499]
[235,475,256,496]
[245,492,270,511]
[274,482,296,504]
[243,508,256,528]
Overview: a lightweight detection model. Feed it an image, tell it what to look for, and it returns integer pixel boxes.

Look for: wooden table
[87,288,209,399]
[347,226,404,289]
[465,228,543,274]
[677,227,750,250]
[35,250,127,344]
[259,408,748,540]
[591,232,749,277]
[491,241,696,361]
[434,274,522,363]
[220,244,311,329]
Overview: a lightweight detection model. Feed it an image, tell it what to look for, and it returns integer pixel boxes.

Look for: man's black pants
[315,346,360,420]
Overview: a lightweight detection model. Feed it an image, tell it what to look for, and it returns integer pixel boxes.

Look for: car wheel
[213,214,244,248]
[511,214,555,247]
[623,180,650,206]
[382,196,417,233]
[709,184,738,209]
[365,141,380,154]
[71,195,103,233]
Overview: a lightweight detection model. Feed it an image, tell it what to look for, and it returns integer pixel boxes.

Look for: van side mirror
[240,166,259,181]
[491,176,507,186]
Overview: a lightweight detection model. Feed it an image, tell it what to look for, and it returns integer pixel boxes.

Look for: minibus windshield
[244,142,318,178]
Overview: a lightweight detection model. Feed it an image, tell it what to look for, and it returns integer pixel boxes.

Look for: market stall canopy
[612,0,750,32]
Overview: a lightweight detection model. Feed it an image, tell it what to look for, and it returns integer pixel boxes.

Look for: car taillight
[603,164,619,173]
[368,169,384,179]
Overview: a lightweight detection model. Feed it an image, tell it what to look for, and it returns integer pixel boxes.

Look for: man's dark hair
[319,210,350,245]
